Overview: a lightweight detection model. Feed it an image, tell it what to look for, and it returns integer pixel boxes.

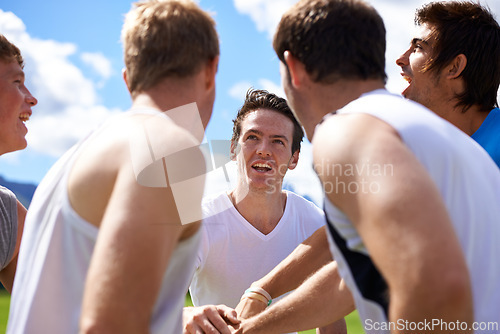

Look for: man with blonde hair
[8,1,219,333]
[0,34,37,293]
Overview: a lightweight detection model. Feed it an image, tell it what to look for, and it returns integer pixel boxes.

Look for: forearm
[252,226,332,298]
[240,261,354,334]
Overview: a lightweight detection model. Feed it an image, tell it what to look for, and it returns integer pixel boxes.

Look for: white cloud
[257,78,284,97]
[81,52,113,80]
[26,105,121,157]
[0,9,26,35]
[0,10,122,157]
[229,78,284,101]
[228,81,253,100]
[233,0,296,38]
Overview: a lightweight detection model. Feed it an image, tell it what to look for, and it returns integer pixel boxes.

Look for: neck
[300,79,385,141]
[130,73,213,134]
[229,186,287,235]
[133,82,188,110]
[434,104,491,136]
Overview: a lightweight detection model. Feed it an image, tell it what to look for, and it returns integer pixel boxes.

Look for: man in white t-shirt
[183,89,345,334]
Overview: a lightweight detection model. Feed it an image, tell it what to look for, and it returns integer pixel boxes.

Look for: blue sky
[1,0,499,204]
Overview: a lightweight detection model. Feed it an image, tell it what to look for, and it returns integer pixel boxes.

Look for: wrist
[244,287,272,306]
[250,281,274,299]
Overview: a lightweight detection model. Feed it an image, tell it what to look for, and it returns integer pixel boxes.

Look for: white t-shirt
[8,109,201,334]
[323,89,500,334]
[189,191,325,308]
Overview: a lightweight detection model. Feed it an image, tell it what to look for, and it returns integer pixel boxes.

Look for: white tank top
[8,108,201,334]
[323,89,500,333]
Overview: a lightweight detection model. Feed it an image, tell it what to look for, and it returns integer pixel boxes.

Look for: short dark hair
[231,89,304,154]
[273,0,386,84]
[0,34,23,67]
[415,1,500,111]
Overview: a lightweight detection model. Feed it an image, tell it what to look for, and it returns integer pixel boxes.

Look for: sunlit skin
[396,23,451,119]
[396,23,491,135]
[0,60,37,155]
[231,108,299,195]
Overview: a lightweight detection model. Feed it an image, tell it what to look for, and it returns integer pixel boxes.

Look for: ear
[230,140,238,161]
[446,54,467,79]
[283,51,306,89]
[287,150,300,170]
[205,55,219,90]
[122,68,131,93]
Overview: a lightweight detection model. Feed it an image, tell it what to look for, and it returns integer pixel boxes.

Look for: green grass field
[0,291,365,334]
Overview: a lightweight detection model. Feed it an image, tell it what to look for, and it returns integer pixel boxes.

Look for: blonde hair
[122,0,219,96]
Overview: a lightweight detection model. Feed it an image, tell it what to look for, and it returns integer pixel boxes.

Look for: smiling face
[231,108,299,193]
[396,23,449,116]
[0,60,37,155]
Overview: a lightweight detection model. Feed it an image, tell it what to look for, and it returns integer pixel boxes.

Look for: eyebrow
[245,129,290,142]
[7,68,25,80]
[411,38,429,46]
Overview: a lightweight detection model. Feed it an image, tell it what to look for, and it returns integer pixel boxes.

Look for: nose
[396,47,411,67]
[256,141,271,157]
[25,87,37,107]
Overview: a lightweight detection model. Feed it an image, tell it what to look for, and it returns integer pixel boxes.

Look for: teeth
[253,163,271,169]
[402,75,412,83]
[19,114,30,122]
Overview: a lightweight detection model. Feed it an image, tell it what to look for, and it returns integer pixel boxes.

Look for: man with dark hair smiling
[184,89,344,334]
[397,1,500,167]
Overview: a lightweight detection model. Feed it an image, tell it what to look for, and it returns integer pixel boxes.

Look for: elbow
[395,267,473,323]
[437,271,473,317]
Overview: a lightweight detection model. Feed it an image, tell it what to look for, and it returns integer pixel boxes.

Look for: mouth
[252,162,273,173]
[401,73,412,84]
[400,73,412,97]
[19,112,31,123]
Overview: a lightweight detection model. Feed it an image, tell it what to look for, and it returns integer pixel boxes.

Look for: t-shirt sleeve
[0,186,18,270]
[295,194,326,238]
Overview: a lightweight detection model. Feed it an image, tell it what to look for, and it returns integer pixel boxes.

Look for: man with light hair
[8,1,219,333]
[0,33,37,293]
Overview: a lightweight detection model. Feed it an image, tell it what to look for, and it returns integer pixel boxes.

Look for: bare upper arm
[77,116,205,332]
[312,113,468,297]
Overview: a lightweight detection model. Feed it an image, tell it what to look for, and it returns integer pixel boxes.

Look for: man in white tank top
[8,1,220,333]
[233,0,500,333]
[184,89,344,334]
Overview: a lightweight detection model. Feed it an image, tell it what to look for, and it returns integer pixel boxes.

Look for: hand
[183,305,240,334]
[234,296,267,320]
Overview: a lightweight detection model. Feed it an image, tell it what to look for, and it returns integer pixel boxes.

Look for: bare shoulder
[312,112,400,168]
[68,112,205,230]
